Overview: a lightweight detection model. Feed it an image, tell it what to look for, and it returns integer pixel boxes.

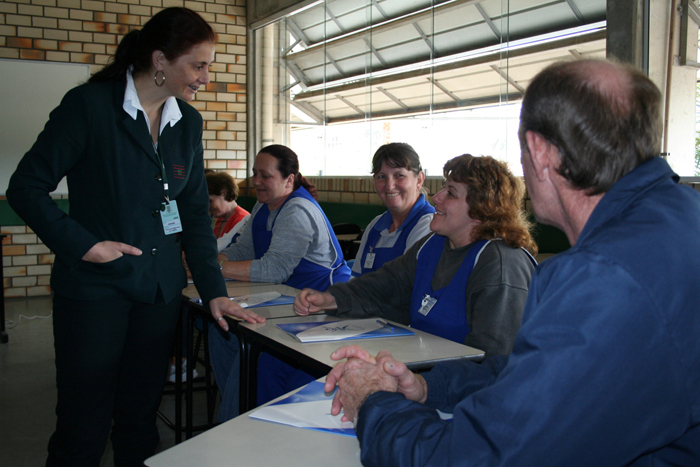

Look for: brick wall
[1,0,247,297]
[305,176,444,205]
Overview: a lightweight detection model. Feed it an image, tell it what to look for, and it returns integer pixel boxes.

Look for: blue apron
[409,235,491,343]
[252,186,351,292]
[353,194,435,277]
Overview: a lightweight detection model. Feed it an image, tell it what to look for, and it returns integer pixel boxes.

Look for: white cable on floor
[5,313,53,329]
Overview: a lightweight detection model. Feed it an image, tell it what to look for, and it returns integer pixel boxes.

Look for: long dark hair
[258,145,301,190]
[89,7,216,83]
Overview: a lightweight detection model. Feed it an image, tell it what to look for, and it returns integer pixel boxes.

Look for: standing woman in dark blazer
[6,8,264,467]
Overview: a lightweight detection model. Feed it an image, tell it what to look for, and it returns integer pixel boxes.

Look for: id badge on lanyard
[364,250,376,269]
[156,143,182,235]
[418,294,437,316]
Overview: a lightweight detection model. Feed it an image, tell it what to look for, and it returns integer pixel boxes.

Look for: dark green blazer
[7,79,226,304]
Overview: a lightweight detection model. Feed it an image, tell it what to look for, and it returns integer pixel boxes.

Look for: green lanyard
[154,142,170,206]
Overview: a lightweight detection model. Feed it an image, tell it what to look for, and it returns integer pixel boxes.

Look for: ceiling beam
[376,86,410,110]
[335,94,365,116]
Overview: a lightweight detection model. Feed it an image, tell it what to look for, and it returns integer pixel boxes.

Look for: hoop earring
[154,70,165,87]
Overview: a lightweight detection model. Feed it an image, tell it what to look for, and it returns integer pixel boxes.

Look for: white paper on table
[249,381,356,436]
[230,291,281,308]
[296,319,383,341]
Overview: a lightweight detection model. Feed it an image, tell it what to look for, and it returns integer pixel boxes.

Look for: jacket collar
[577,156,677,246]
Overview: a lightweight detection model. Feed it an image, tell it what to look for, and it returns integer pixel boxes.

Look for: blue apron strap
[409,237,490,342]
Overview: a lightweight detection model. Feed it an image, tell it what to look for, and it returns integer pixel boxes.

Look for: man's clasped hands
[324,345,428,423]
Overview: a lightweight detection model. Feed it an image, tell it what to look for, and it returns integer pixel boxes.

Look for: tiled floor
[0,296,215,467]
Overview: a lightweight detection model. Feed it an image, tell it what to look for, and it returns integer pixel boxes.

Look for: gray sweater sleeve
[462,241,535,356]
[327,234,431,325]
[222,198,335,283]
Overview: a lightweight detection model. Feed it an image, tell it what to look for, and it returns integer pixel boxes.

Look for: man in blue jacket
[324,58,700,466]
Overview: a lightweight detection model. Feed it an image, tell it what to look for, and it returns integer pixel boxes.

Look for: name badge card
[363,252,376,269]
[418,294,437,316]
[161,200,183,235]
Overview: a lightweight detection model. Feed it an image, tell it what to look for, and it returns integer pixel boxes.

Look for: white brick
[27,286,53,296]
[12,276,37,287]
[13,255,38,266]
[13,233,38,244]
[1,226,28,234]
[26,244,51,254]
[27,265,52,276]
[3,266,27,277]
[4,288,28,298]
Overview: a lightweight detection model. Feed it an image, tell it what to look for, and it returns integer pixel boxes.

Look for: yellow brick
[206,102,227,111]
[94,12,116,22]
[57,0,81,7]
[27,285,53,297]
[225,44,245,55]
[3,245,27,256]
[34,39,58,50]
[70,52,94,63]
[207,121,226,131]
[8,36,32,48]
[33,17,58,28]
[0,3,18,14]
[17,26,43,38]
[58,18,82,29]
[69,9,92,20]
[116,13,139,24]
[20,49,45,59]
[94,54,110,64]
[44,28,68,39]
[129,5,151,16]
[18,4,43,16]
[4,266,27,277]
[205,3,225,14]
[4,288,28,298]
[105,22,128,34]
[83,42,104,53]
[44,7,70,18]
[33,0,58,6]
[105,2,129,14]
[82,0,106,11]
[184,1,205,12]
[46,50,70,61]
[39,254,56,264]
[207,160,227,169]
[162,0,184,7]
[7,16,32,28]
[206,140,227,150]
[59,40,82,52]
[225,24,245,35]
[0,24,17,35]
[198,11,215,23]
[216,131,236,140]
[93,32,116,44]
[82,21,105,32]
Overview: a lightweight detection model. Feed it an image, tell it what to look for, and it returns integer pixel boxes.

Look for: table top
[238,315,484,371]
[336,233,361,241]
[145,384,362,467]
[182,283,301,320]
[183,280,298,297]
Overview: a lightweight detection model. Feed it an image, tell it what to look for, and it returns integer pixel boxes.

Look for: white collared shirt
[123,68,182,146]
